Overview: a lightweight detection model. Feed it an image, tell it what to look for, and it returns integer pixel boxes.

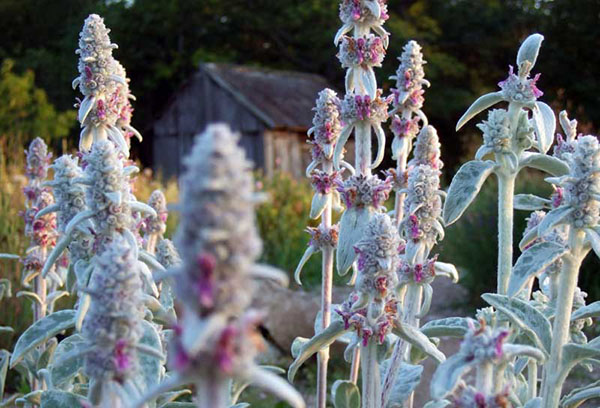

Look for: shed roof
[201,63,334,130]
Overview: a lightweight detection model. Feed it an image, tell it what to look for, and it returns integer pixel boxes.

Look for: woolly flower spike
[390,40,428,114]
[75,14,131,156]
[401,165,444,253]
[337,174,392,209]
[85,140,132,240]
[173,124,261,316]
[82,235,144,400]
[397,257,437,286]
[545,135,600,231]
[336,0,389,46]
[354,213,401,300]
[450,385,510,408]
[25,137,52,182]
[308,89,342,162]
[142,190,168,236]
[476,109,511,155]
[74,14,118,97]
[553,110,578,160]
[139,125,304,408]
[155,239,181,269]
[498,65,543,105]
[48,155,87,232]
[410,125,443,170]
[23,190,57,248]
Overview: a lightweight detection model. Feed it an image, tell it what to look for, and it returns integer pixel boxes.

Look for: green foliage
[0,60,75,155]
[256,172,323,288]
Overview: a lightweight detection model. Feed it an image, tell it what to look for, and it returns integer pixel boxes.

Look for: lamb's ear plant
[134,124,305,408]
[445,33,569,295]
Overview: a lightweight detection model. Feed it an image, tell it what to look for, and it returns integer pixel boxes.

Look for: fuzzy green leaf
[519,152,569,176]
[571,301,600,321]
[50,334,85,387]
[456,92,504,131]
[532,102,556,154]
[10,310,76,368]
[384,363,423,407]
[560,380,600,408]
[40,390,83,408]
[443,160,496,225]
[514,194,550,211]
[337,207,374,275]
[332,380,361,408]
[517,34,544,68]
[288,320,348,383]
[421,317,472,338]
[430,354,471,400]
[482,294,552,354]
[139,320,164,393]
[509,242,567,297]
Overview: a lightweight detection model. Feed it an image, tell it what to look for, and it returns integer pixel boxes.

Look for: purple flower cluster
[498,65,543,104]
[336,174,392,209]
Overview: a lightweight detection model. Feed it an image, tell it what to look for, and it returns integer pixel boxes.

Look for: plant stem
[349,347,361,384]
[476,362,493,394]
[355,122,372,176]
[361,339,381,408]
[541,229,585,408]
[197,378,228,408]
[497,171,516,295]
[528,360,538,400]
[316,161,334,408]
[381,283,422,408]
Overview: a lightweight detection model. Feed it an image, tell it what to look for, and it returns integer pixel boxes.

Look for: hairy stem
[197,378,228,408]
[316,161,334,408]
[381,283,422,407]
[497,171,516,295]
[349,347,361,384]
[476,362,493,395]
[528,360,538,400]
[541,229,585,408]
[361,339,381,408]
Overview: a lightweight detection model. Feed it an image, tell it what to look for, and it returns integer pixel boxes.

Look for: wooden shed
[152,63,347,178]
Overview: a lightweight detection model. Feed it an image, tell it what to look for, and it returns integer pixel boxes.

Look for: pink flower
[216,325,238,374]
[114,339,130,373]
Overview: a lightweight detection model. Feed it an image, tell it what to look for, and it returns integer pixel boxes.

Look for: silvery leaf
[337,207,374,275]
[519,152,569,176]
[332,380,361,408]
[421,317,472,338]
[50,334,85,387]
[571,301,600,321]
[456,92,504,131]
[391,134,408,161]
[310,193,329,219]
[560,380,600,408]
[508,241,567,297]
[384,363,423,407]
[393,323,445,364]
[523,397,542,408]
[585,228,600,260]
[10,310,76,368]
[532,102,556,154]
[40,390,83,408]
[517,34,544,68]
[560,342,600,380]
[443,160,496,225]
[430,354,472,400]
[514,194,550,211]
[139,320,164,393]
[537,206,573,236]
[288,320,348,383]
[482,294,552,354]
